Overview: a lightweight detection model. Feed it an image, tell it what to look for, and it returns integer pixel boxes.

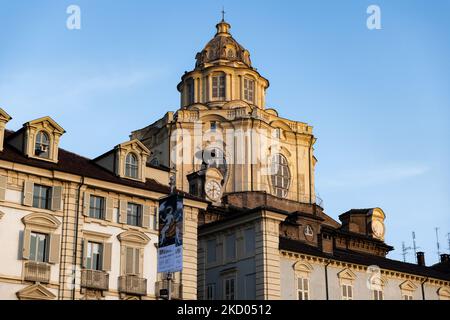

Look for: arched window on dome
[244,78,255,103]
[270,154,291,198]
[212,73,226,100]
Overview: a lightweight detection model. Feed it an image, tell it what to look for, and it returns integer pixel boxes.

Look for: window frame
[297,277,310,300]
[373,289,384,300]
[86,241,103,271]
[127,202,143,227]
[34,131,50,158]
[89,195,106,220]
[243,78,255,103]
[270,154,291,198]
[206,283,216,300]
[212,74,226,100]
[342,284,353,300]
[125,153,139,179]
[223,276,236,300]
[29,231,49,263]
[32,184,52,210]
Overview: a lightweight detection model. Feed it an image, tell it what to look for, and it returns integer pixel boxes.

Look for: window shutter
[135,248,141,275]
[153,207,159,231]
[125,247,134,274]
[102,242,112,271]
[119,200,128,224]
[51,186,63,211]
[0,175,7,201]
[142,205,151,228]
[23,181,34,207]
[48,234,61,264]
[82,239,88,268]
[22,229,31,260]
[105,198,114,222]
[83,192,90,217]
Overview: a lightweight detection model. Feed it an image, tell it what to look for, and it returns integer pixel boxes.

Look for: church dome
[195,19,252,69]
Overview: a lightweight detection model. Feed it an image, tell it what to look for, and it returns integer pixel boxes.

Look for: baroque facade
[0,18,449,301]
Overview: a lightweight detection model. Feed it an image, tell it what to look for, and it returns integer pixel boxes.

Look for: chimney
[440,254,450,263]
[417,252,426,266]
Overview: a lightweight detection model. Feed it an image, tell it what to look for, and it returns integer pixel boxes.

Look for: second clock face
[205,180,221,201]
[372,220,385,238]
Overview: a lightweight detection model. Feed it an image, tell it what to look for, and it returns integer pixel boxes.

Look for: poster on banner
[157,194,183,273]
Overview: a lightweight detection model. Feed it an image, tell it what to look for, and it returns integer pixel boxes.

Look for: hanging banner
[157,194,183,273]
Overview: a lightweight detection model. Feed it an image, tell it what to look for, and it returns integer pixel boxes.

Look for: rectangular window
[125,247,140,275]
[210,121,217,132]
[403,294,413,300]
[244,78,255,103]
[127,203,142,227]
[32,185,52,210]
[212,75,226,99]
[89,195,105,220]
[207,239,217,264]
[297,277,309,300]
[224,277,236,300]
[342,284,353,300]
[187,79,195,104]
[29,232,48,262]
[225,233,236,261]
[244,228,255,255]
[86,241,103,270]
[373,290,383,300]
[206,284,216,300]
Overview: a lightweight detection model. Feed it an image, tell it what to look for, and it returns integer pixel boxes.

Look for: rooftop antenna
[401,242,412,262]
[435,227,441,259]
[412,232,419,263]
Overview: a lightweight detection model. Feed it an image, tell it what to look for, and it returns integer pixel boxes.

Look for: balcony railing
[81,269,109,291]
[24,261,51,283]
[119,275,147,296]
[155,280,182,300]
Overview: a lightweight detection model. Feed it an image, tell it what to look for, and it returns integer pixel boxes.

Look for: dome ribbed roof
[195,20,252,69]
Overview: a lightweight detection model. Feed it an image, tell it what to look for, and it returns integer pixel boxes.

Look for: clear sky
[0,0,449,264]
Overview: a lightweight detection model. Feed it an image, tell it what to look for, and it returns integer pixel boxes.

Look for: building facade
[1,18,449,301]
[0,109,207,300]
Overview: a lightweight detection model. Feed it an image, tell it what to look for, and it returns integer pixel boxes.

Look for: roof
[279,237,450,281]
[1,130,203,201]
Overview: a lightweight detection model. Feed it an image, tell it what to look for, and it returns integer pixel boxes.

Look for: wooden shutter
[125,247,134,274]
[22,229,31,260]
[142,205,151,228]
[0,175,7,201]
[51,186,63,211]
[83,192,90,217]
[48,234,61,264]
[23,181,34,207]
[82,239,89,268]
[105,198,114,222]
[135,248,141,275]
[102,242,112,271]
[153,206,159,231]
[119,200,128,224]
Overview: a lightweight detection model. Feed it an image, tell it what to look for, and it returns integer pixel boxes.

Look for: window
[206,284,216,300]
[373,290,383,300]
[244,78,255,103]
[210,121,217,132]
[274,128,281,139]
[244,228,255,255]
[403,294,413,300]
[297,277,309,300]
[86,241,103,270]
[187,78,195,104]
[224,277,236,300]
[35,131,50,158]
[33,184,52,210]
[207,239,217,264]
[270,154,291,198]
[125,247,140,275]
[89,195,105,220]
[29,232,48,262]
[212,75,226,99]
[127,203,142,227]
[225,233,236,261]
[342,284,353,300]
[125,153,139,179]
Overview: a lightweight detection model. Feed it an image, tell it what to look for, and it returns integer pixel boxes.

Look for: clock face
[372,220,384,238]
[205,180,222,202]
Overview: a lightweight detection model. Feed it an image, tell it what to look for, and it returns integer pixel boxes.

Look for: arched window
[270,154,291,198]
[35,131,50,158]
[125,153,139,179]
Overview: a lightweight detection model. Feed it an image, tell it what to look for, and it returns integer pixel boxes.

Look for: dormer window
[125,153,139,179]
[35,131,50,158]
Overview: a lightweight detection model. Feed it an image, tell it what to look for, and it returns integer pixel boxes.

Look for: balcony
[118,275,147,296]
[81,269,109,291]
[155,280,182,300]
[24,261,51,284]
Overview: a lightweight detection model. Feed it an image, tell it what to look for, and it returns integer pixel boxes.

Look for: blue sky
[0,0,449,264]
